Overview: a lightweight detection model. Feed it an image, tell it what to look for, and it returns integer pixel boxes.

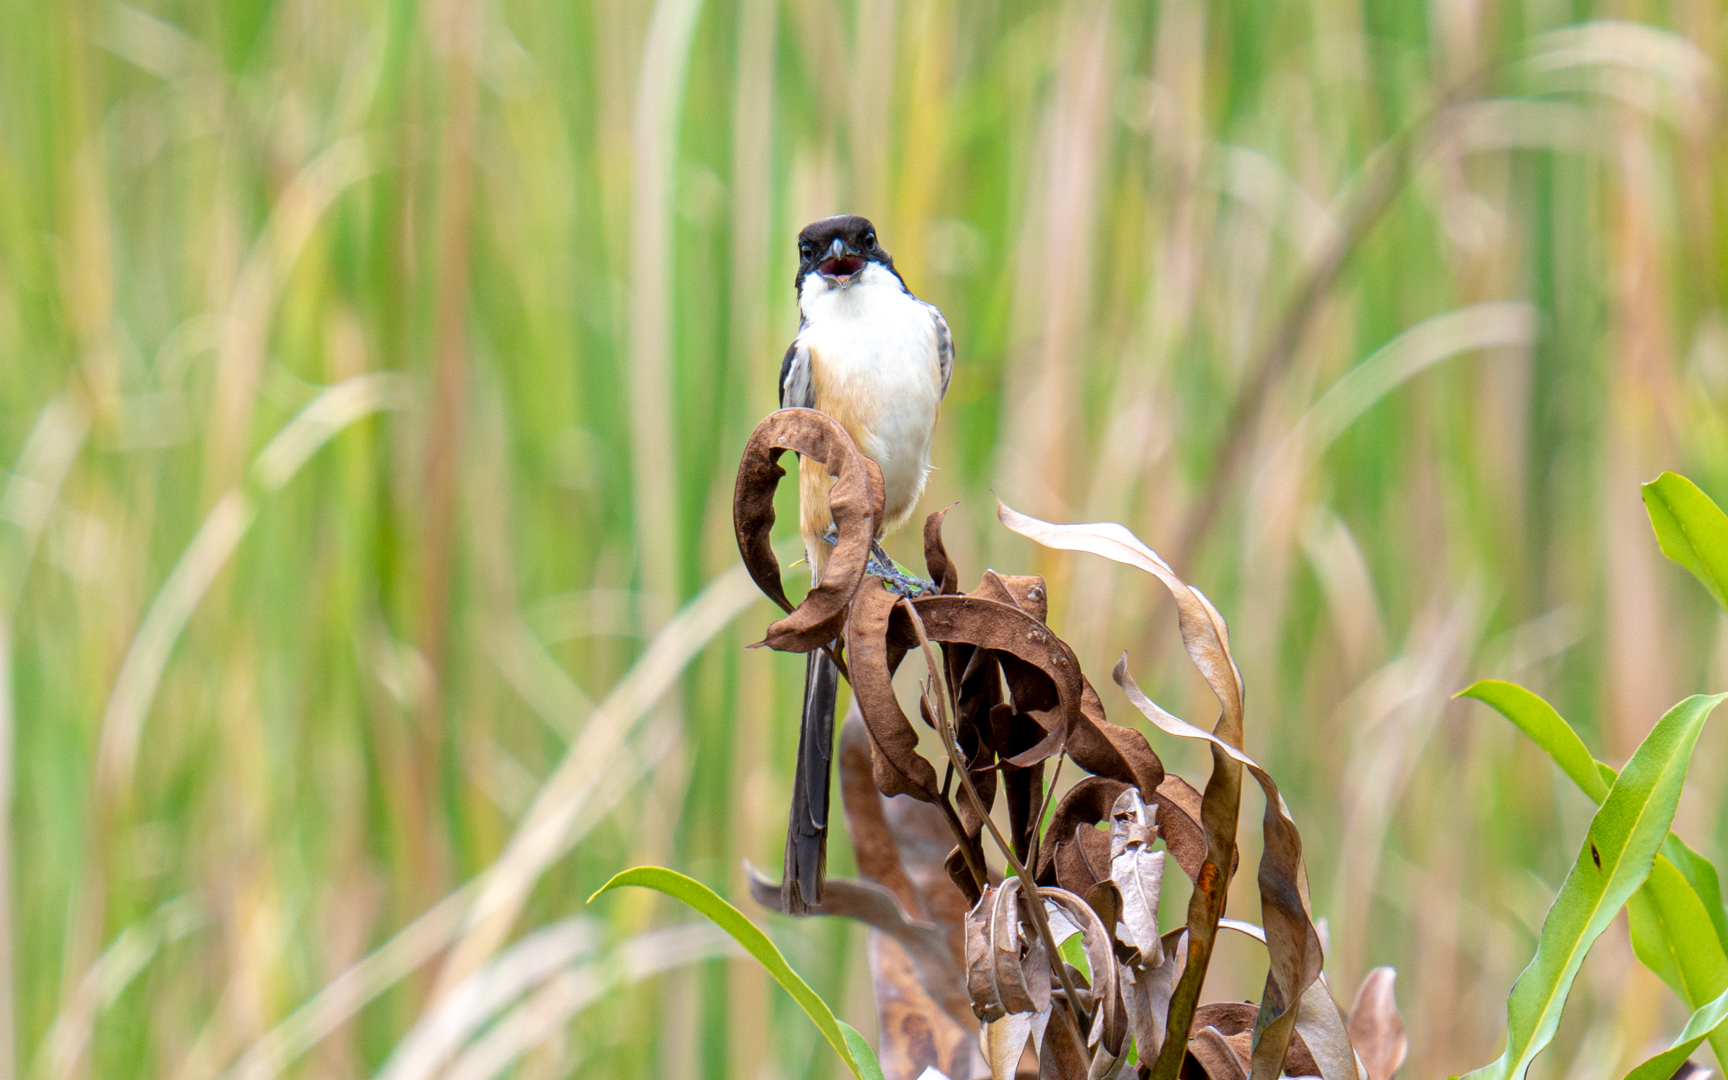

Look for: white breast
[797,264,942,530]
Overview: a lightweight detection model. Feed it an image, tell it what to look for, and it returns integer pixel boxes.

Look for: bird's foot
[814,527,934,596]
[867,541,936,599]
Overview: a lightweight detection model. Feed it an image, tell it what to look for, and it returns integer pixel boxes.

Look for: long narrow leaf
[1628,855,1728,1009]
[1663,837,1728,950]
[1458,682,1611,802]
[1621,984,1728,1080]
[589,866,885,1080]
[1460,693,1727,1080]
[1463,682,1728,946]
[1643,472,1728,610]
[1462,682,1728,1066]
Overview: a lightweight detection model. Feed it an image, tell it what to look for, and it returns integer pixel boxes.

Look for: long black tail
[784,647,839,914]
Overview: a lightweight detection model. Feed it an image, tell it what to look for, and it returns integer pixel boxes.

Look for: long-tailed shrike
[778,214,953,911]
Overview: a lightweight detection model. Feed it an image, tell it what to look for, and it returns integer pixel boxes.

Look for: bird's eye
[799,243,811,259]
[863,232,876,248]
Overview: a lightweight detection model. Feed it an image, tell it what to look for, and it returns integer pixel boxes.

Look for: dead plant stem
[1025,752,1065,878]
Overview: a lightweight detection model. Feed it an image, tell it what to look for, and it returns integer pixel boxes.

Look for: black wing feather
[778,340,798,408]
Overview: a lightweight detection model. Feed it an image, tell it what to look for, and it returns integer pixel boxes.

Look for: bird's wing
[779,338,813,409]
[922,301,954,400]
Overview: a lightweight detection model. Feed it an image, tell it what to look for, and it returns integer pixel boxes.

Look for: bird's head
[795,215,895,294]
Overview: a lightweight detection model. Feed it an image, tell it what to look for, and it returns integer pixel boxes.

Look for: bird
[777,214,953,913]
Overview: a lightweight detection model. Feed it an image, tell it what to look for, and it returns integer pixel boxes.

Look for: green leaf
[1459,681,1610,803]
[1461,693,1727,1080]
[1059,931,1090,981]
[1461,684,1728,949]
[1623,983,1728,1080]
[1635,839,1728,1068]
[1664,834,1728,951]
[1629,853,1728,1005]
[1464,683,1728,1066]
[839,1023,887,1080]
[589,866,884,1080]
[1644,472,1728,611]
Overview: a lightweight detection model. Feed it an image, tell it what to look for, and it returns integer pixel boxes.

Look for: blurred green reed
[2,0,1727,1077]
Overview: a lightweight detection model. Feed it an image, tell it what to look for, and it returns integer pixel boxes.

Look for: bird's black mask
[794,214,899,291]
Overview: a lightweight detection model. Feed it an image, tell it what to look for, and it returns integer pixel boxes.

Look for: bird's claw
[868,541,936,598]
[814,527,934,597]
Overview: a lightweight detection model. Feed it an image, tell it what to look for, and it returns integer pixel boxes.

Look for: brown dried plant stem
[1026,751,1065,875]
[899,598,1091,1052]
[936,778,990,894]
[931,758,992,890]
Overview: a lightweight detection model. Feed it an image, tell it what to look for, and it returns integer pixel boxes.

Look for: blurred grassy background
[3,0,1728,1077]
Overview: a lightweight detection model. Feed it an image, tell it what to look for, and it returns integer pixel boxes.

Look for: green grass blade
[1458,681,1611,803]
[1643,472,1728,611]
[1622,984,1728,1080]
[588,866,883,1080]
[1460,693,1727,1080]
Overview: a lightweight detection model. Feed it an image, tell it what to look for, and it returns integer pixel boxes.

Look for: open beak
[816,238,865,283]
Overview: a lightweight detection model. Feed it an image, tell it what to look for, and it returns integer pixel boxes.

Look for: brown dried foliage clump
[735,410,1409,1080]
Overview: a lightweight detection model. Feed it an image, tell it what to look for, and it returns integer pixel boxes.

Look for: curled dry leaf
[966,887,1006,1023]
[1052,826,1109,898]
[992,881,1052,1017]
[848,582,945,805]
[1188,1025,1249,1080]
[849,584,1089,803]
[1109,789,1166,968]
[1038,999,1090,1080]
[1347,968,1407,1080]
[1038,887,1123,1055]
[1067,680,1164,804]
[1290,976,1363,1080]
[1121,927,1187,1064]
[1035,777,1207,891]
[1036,778,1119,885]
[994,503,1243,748]
[981,1011,1038,1080]
[1153,774,1212,882]
[964,881,1058,1037]
[923,504,962,596]
[1181,1003,1323,1078]
[1081,881,1122,954]
[1085,1046,1126,1080]
[969,569,1049,621]
[734,408,885,651]
[1116,658,1333,1079]
[970,882,1055,1080]
[895,594,1085,767]
[1211,921,1353,1080]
